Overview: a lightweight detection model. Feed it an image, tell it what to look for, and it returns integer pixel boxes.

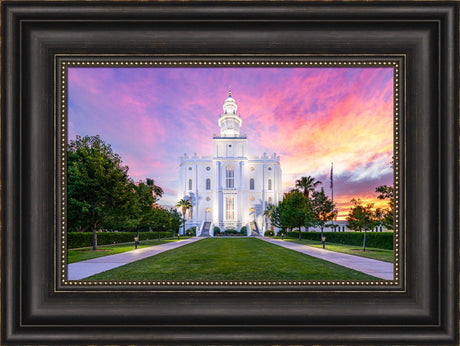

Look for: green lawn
[86,238,380,281]
[68,239,186,264]
[283,238,393,263]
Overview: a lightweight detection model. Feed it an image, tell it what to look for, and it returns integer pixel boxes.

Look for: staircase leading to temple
[249,222,260,236]
[201,222,211,237]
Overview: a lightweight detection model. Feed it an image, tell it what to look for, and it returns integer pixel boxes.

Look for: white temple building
[178,91,282,236]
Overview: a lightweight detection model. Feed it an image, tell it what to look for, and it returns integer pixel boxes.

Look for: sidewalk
[260,238,393,280]
[68,237,203,280]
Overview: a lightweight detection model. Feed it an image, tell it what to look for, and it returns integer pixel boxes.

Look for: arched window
[206,178,211,190]
[188,179,192,190]
[226,165,234,188]
[249,178,254,190]
[268,179,272,190]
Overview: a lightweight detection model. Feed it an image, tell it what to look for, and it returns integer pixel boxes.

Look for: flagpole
[330,162,334,230]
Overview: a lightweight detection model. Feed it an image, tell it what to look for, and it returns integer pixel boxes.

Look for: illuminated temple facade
[178,91,282,236]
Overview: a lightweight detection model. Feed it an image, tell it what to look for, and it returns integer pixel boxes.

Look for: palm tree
[295,176,322,200]
[263,204,275,232]
[295,176,321,232]
[175,198,192,236]
[146,178,164,202]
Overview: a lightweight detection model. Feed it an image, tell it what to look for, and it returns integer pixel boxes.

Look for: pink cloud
[68,67,394,209]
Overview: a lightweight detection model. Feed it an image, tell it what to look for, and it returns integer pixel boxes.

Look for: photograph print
[64,61,397,284]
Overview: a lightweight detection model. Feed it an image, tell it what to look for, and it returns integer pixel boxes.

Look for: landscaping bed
[67,231,174,249]
[67,239,180,263]
[286,231,394,250]
[285,239,394,263]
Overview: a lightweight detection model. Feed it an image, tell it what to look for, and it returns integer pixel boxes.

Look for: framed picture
[2,1,458,345]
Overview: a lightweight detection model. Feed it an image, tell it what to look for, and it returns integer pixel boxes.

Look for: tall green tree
[346,198,381,251]
[347,198,368,232]
[295,176,321,232]
[376,185,394,230]
[147,207,173,240]
[311,188,337,248]
[175,198,192,236]
[130,179,164,246]
[168,208,183,235]
[67,135,133,250]
[281,190,314,240]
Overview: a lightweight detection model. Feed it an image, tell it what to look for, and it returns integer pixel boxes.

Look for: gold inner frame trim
[58,57,402,290]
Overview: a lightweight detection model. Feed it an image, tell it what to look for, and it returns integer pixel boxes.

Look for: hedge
[68,231,174,249]
[185,227,197,236]
[286,231,393,250]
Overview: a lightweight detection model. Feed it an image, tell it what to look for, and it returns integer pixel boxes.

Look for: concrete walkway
[68,237,203,280]
[260,238,393,280]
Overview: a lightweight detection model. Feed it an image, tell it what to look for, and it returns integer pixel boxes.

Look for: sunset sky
[68,67,394,220]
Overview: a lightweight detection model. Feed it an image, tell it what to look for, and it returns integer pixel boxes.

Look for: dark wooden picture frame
[2,1,458,345]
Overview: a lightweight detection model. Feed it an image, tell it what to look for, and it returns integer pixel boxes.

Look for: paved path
[260,238,393,280]
[68,237,203,280]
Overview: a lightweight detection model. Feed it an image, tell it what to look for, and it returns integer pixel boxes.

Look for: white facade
[178,91,282,236]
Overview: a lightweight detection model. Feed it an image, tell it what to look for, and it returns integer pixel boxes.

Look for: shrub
[223,229,239,235]
[240,226,247,236]
[277,229,287,236]
[186,227,196,236]
[264,230,275,237]
[67,231,173,249]
[285,231,393,250]
[213,226,221,235]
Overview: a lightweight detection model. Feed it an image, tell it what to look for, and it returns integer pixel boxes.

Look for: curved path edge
[68,237,203,280]
[259,238,394,280]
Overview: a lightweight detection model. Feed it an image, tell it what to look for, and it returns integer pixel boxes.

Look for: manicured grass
[86,238,380,281]
[68,239,186,264]
[283,238,393,263]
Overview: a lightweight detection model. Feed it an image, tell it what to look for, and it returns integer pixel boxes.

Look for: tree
[175,198,192,236]
[295,176,321,232]
[373,207,385,231]
[130,179,164,247]
[346,198,381,251]
[264,203,285,234]
[375,185,393,200]
[311,188,337,248]
[145,207,172,240]
[67,135,133,250]
[281,190,314,240]
[376,185,394,230]
[295,176,322,199]
[167,208,182,236]
[347,198,366,232]
[146,178,164,201]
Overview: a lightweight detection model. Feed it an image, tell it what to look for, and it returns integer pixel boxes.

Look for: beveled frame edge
[57,56,402,291]
[1,1,458,345]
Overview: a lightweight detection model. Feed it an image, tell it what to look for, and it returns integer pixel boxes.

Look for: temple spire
[219,90,242,137]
